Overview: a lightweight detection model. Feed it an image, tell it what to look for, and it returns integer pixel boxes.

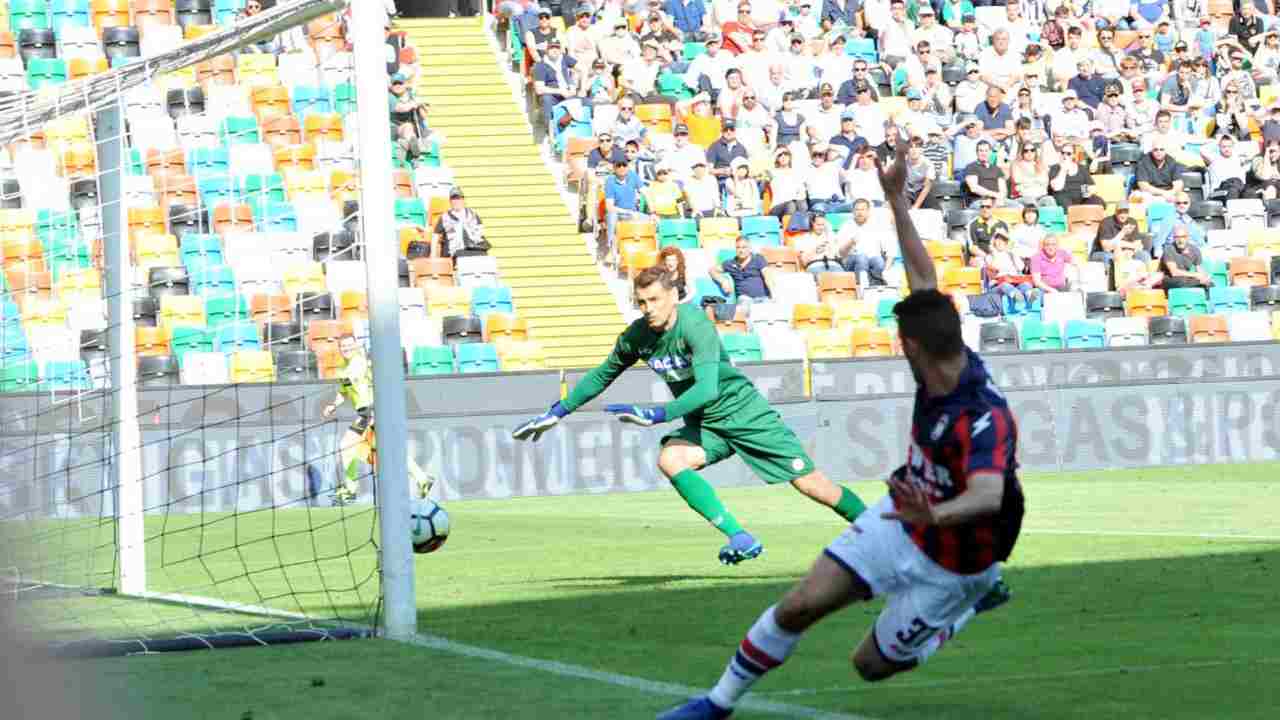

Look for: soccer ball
[410,498,450,554]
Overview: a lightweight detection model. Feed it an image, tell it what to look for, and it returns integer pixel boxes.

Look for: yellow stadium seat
[852,326,895,357]
[496,340,549,370]
[58,141,97,178]
[926,240,965,269]
[304,113,345,143]
[1092,174,1127,205]
[1246,228,1280,258]
[877,97,908,120]
[699,217,739,252]
[1124,288,1168,318]
[283,168,329,199]
[20,297,67,328]
[128,206,167,243]
[990,208,1022,227]
[134,233,180,270]
[426,285,471,317]
[485,313,530,342]
[45,115,91,153]
[228,350,277,383]
[338,290,368,321]
[0,208,35,235]
[1272,310,1280,340]
[159,295,206,330]
[135,325,171,357]
[274,143,316,173]
[792,302,834,330]
[804,327,853,359]
[282,262,327,297]
[55,267,101,302]
[829,298,876,330]
[252,84,292,120]
[941,266,983,295]
[236,54,279,88]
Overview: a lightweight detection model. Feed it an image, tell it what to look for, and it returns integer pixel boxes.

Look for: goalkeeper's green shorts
[661,409,815,485]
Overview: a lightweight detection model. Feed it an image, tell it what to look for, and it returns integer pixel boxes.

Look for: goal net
[0,0,411,656]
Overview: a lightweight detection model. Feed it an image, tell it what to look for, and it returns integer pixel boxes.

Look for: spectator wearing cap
[1135,142,1185,204]
[598,17,640,67]
[622,40,667,101]
[1095,86,1139,143]
[532,40,579,138]
[807,144,852,213]
[847,82,887,148]
[921,126,951,178]
[974,85,1014,141]
[588,131,626,169]
[684,33,734,99]
[764,16,796,54]
[580,57,617,102]
[1068,58,1106,109]
[665,123,707,180]
[1221,51,1257,106]
[1201,133,1249,201]
[1152,192,1204,252]
[710,236,772,303]
[1231,1,1267,54]
[978,29,1018,91]
[829,109,866,170]
[565,7,599,69]
[434,188,489,260]
[604,157,646,247]
[388,73,429,162]
[640,11,681,46]
[1092,202,1149,265]
[525,8,560,64]
[912,5,954,64]
[897,88,930,136]
[725,156,763,216]
[805,84,843,144]
[665,0,709,35]
[1048,139,1105,208]
[1030,234,1073,294]
[985,230,1037,310]
[953,63,985,117]
[706,120,749,183]
[781,31,817,87]
[766,146,807,218]
[1160,225,1213,290]
[684,158,721,216]
[646,165,686,218]
[1254,31,1280,83]
[792,1,821,39]
[1052,91,1090,139]
[964,139,1016,208]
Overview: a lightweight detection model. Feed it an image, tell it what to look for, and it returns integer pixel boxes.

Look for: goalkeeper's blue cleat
[656,697,732,720]
[718,531,763,566]
[974,578,1011,614]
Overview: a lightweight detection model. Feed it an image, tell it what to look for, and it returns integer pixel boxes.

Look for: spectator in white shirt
[683,159,721,217]
[979,30,1020,91]
[834,198,890,283]
[767,146,808,217]
[878,0,915,68]
[805,144,851,212]
[665,124,710,181]
[849,84,887,146]
[912,5,955,64]
[806,84,844,144]
[685,34,734,96]
[1201,134,1248,200]
[1051,26,1086,91]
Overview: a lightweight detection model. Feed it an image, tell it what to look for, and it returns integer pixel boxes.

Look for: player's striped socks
[708,605,801,709]
[669,469,744,538]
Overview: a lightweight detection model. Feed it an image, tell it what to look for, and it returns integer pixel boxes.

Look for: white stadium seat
[1105,316,1150,346]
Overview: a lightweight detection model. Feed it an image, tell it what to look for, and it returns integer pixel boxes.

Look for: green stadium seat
[1064,319,1105,349]
[26,57,66,89]
[10,0,51,32]
[410,345,454,375]
[333,84,358,116]
[41,360,90,391]
[170,327,215,362]
[455,343,499,373]
[1020,318,1063,350]
[1202,258,1229,289]
[1209,286,1250,314]
[1168,287,1209,317]
[241,173,286,203]
[876,297,898,328]
[657,218,699,249]
[1,359,40,393]
[220,116,261,145]
[395,197,427,227]
[205,295,250,328]
[720,332,763,362]
[682,41,706,62]
[1037,206,1068,234]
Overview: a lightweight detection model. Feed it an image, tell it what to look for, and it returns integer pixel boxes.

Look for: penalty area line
[1023,529,1280,543]
[404,632,879,720]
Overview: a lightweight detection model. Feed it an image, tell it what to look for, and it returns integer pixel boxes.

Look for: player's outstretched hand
[875,128,910,200]
[604,404,667,426]
[512,401,569,442]
[882,475,937,526]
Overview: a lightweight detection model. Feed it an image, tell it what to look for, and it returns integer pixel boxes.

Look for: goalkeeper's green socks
[670,469,744,538]
[834,486,866,523]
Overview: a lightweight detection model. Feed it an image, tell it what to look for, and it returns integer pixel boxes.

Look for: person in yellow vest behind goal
[322,332,432,505]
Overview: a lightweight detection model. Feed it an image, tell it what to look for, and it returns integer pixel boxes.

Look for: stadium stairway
[399,17,626,369]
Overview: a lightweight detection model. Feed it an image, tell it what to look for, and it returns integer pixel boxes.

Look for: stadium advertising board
[4,360,1280,513]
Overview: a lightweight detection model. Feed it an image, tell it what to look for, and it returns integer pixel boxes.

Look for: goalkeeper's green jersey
[563,303,764,425]
[338,350,375,410]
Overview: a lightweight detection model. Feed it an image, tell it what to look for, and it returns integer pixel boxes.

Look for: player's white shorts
[824,495,1000,664]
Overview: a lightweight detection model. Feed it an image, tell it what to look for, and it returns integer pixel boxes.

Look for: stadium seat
[926,240,965,269]
[657,218,698,249]
[792,302,834,331]
[235,52,278,88]
[1124,288,1168,318]
[205,294,249,328]
[1144,315,1185,345]
[281,261,325,297]
[291,85,332,119]
[26,56,66,89]
[1251,284,1280,312]
[441,315,483,346]
[817,272,858,304]
[54,267,100,303]
[1041,292,1086,327]
[1020,318,1063,350]
[483,312,529,343]
[495,340,548,371]
[455,255,500,289]
[190,263,236,297]
[411,257,454,289]
[721,332,763,362]
[978,321,1018,352]
[226,349,274,383]
[1187,314,1229,343]
[1228,256,1269,287]
[1227,311,1272,342]
[470,286,514,318]
[698,217,739,252]
[762,246,800,272]
[409,344,454,375]
[1203,257,1230,288]
[1063,319,1105,349]
[1102,316,1148,346]
[455,342,499,373]
[851,326,894,357]
[741,215,782,247]
[829,298,875,330]
[427,286,471,318]
[213,320,260,353]
[263,319,302,350]
[804,327,852,359]
[0,359,40,393]
[940,266,982,295]
[10,0,51,32]
[1166,287,1209,318]
[1208,285,1250,314]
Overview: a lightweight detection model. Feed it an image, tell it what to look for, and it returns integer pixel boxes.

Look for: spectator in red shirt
[1030,234,1073,293]
[721,1,759,55]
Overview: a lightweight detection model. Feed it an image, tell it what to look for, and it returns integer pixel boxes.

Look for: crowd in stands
[498,0,1280,358]
[0,0,534,394]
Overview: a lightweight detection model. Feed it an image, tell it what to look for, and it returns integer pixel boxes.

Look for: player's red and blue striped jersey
[893,348,1025,575]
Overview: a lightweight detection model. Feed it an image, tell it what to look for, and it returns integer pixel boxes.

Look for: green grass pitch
[66,464,1280,718]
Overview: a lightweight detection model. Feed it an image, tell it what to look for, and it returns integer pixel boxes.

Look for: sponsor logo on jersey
[930,413,949,442]
[648,354,693,382]
[791,458,805,472]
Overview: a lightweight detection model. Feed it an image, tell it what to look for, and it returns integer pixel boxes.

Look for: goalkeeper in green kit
[512,266,867,565]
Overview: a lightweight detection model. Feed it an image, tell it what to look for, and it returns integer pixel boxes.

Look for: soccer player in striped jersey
[657,133,1026,720]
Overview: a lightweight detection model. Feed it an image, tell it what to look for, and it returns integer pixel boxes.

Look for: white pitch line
[758,657,1280,698]
[1023,528,1280,543]
[405,632,878,720]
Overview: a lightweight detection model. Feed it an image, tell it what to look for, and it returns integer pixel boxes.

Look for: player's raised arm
[512,333,638,442]
[878,129,936,292]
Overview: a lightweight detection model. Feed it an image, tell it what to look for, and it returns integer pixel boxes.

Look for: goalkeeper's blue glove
[604,404,667,426]
[512,401,569,442]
